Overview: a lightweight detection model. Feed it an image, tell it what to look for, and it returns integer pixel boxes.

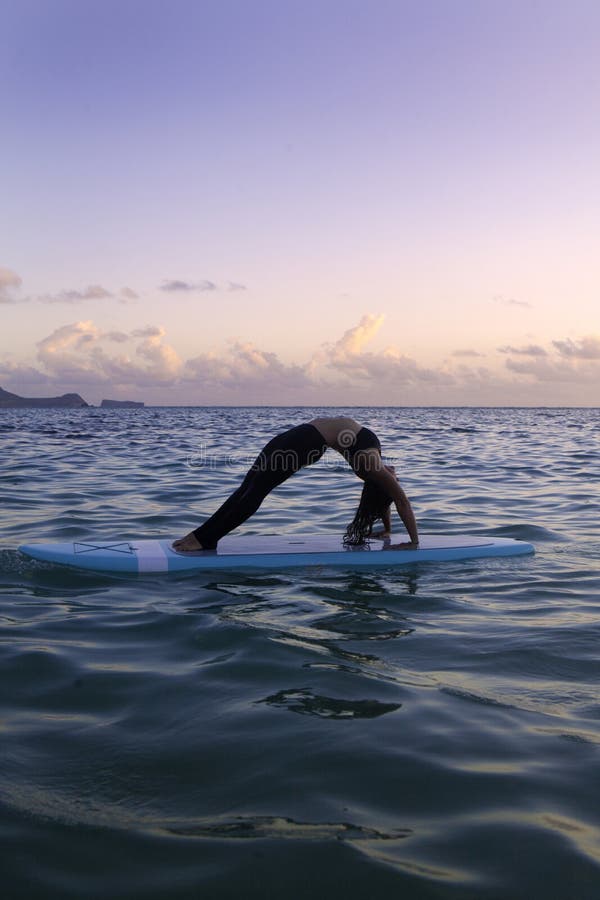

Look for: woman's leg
[192,463,291,548]
[175,425,326,550]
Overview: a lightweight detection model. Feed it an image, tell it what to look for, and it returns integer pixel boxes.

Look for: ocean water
[1,405,599,900]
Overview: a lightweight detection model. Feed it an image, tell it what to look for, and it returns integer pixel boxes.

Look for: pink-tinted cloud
[37,321,101,368]
[159,278,247,294]
[318,313,449,386]
[40,285,113,304]
[160,279,217,293]
[505,356,600,383]
[492,294,532,309]
[332,313,384,358]
[135,326,182,382]
[496,335,600,392]
[498,344,547,356]
[3,315,599,405]
[185,341,310,392]
[32,321,182,387]
[0,268,143,306]
[552,336,600,360]
[0,359,51,385]
[451,349,486,358]
[131,326,163,338]
[0,267,24,304]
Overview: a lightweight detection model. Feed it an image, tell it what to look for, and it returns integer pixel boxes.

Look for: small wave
[533,726,600,745]
[1,781,412,843]
[488,524,567,542]
[439,686,516,710]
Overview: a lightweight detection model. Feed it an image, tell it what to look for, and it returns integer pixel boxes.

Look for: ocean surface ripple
[1,406,599,899]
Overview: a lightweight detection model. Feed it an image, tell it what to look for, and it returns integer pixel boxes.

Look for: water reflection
[258,688,401,719]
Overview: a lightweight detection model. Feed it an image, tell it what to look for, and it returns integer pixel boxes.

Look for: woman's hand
[370,529,391,539]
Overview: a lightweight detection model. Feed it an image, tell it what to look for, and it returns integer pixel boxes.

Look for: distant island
[101,399,145,408]
[0,386,89,408]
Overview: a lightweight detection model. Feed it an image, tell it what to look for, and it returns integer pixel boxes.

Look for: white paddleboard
[19,533,534,574]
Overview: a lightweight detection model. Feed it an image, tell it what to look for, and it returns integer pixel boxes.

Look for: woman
[172,416,419,552]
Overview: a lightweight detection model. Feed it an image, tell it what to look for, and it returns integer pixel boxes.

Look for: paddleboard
[19,533,534,574]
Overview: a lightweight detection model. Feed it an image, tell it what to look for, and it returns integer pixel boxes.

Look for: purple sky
[2,0,599,404]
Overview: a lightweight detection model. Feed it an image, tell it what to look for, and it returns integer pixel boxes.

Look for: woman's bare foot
[172,532,204,552]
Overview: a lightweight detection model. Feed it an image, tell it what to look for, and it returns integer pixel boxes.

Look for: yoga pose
[173,416,419,552]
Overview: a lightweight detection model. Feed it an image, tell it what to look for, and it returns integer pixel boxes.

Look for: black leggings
[193,424,328,548]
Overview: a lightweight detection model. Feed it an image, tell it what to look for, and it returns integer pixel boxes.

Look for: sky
[1,0,599,406]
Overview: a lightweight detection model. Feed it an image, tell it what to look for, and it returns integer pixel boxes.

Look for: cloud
[193,280,217,292]
[185,341,310,392]
[30,320,182,387]
[552,336,600,360]
[39,285,113,304]
[0,271,139,305]
[504,356,599,383]
[3,270,244,304]
[160,279,247,293]
[38,318,100,348]
[451,349,485,358]
[89,327,160,343]
[498,344,547,356]
[35,321,103,382]
[135,326,182,381]
[160,279,217,293]
[131,326,163,338]
[5,315,600,405]
[317,313,448,386]
[492,294,532,309]
[503,334,600,384]
[160,280,196,292]
[0,358,51,385]
[37,321,100,357]
[0,267,24,303]
[332,313,385,358]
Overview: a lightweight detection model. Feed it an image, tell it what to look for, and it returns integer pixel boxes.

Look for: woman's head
[343,478,393,546]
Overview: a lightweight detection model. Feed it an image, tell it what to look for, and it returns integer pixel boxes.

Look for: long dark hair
[343,480,392,546]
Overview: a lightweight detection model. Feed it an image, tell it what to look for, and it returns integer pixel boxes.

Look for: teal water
[1,406,599,899]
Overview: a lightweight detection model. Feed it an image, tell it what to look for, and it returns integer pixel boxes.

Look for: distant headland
[0,386,89,408]
[0,387,145,409]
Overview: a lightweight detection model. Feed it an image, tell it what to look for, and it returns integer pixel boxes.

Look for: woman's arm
[391,484,419,546]
[369,508,393,539]
[357,455,419,545]
[382,507,392,533]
